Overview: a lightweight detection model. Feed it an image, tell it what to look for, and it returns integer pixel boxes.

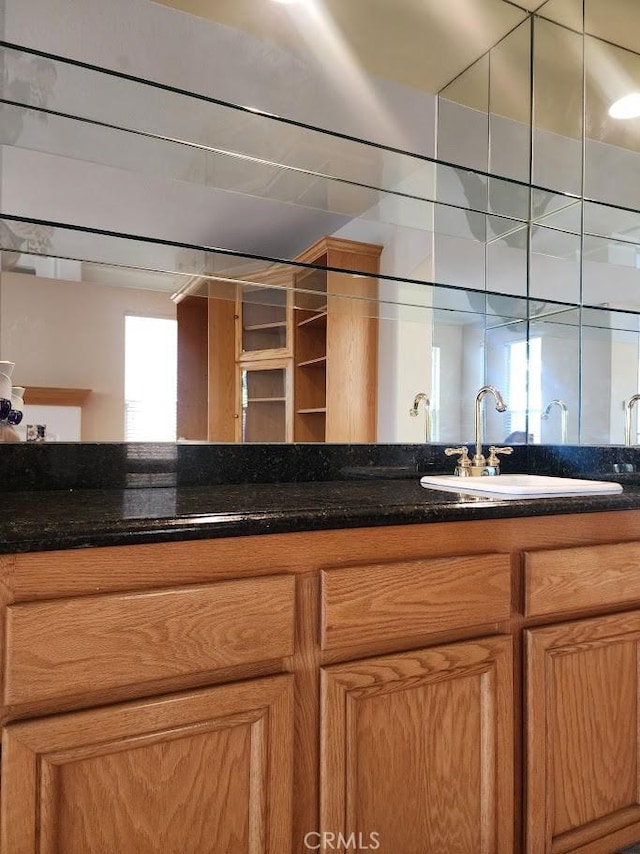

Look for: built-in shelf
[243,321,287,332]
[297,357,327,368]
[297,407,327,414]
[297,311,327,328]
[22,387,92,407]
[246,397,286,404]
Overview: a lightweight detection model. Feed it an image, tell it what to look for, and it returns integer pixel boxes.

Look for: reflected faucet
[542,399,568,444]
[473,386,509,474]
[409,393,431,442]
[624,394,640,446]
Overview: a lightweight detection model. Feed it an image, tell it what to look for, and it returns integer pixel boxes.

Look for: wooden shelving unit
[22,387,92,407]
[199,236,381,443]
[293,236,381,443]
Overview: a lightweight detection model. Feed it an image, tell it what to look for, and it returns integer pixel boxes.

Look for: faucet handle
[444,446,471,476]
[444,446,469,459]
[486,446,513,467]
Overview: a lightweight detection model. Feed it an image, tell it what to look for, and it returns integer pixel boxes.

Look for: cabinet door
[1,675,293,854]
[321,636,513,854]
[526,611,640,854]
[238,361,292,443]
[238,286,290,358]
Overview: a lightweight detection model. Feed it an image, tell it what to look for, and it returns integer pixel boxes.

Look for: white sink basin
[419,473,623,499]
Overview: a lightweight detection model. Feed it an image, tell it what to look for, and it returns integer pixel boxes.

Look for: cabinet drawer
[321,553,511,651]
[4,574,296,705]
[525,541,640,618]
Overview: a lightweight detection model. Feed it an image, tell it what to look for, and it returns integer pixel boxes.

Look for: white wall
[0,272,176,440]
[17,405,82,442]
[433,322,465,443]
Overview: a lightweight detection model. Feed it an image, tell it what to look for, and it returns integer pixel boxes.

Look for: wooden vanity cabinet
[526,613,640,854]
[321,636,514,853]
[4,511,640,853]
[319,553,514,853]
[0,568,298,854]
[2,676,294,854]
[523,540,640,854]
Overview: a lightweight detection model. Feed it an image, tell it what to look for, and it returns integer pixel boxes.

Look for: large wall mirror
[2,0,640,446]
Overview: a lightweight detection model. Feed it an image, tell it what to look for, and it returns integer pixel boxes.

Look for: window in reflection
[124,315,177,441]
[505,337,541,442]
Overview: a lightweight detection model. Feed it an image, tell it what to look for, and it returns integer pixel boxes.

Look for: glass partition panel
[530,303,580,444]
[437,55,490,174]
[581,307,640,445]
[532,16,583,195]
[582,233,640,312]
[536,0,584,32]
[484,295,528,444]
[585,35,640,208]
[529,224,581,303]
[7,0,640,447]
[488,18,531,183]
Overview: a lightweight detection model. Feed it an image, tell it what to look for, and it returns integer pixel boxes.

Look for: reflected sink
[419,473,623,499]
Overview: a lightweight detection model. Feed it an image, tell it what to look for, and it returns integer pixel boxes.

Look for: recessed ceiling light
[609,93,640,119]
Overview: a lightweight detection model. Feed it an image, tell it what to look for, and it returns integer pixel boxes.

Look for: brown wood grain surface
[1,676,294,854]
[4,574,295,705]
[526,611,640,853]
[525,539,640,618]
[321,552,511,650]
[321,635,513,854]
[5,510,640,852]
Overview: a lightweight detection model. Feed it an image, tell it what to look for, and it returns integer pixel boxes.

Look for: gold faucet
[542,399,568,444]
[624,394,640,445]
[472,386,510,476]
[444,387,511,476]
[409,392,431,442]
[444,445,471,476]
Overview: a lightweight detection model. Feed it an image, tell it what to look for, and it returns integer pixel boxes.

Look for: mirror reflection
[3,0,640,444]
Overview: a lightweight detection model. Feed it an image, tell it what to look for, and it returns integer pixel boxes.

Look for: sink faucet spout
[624,394,640,446]
[542,399,569,444]
[474,386,507,470]
[409,392,431,443]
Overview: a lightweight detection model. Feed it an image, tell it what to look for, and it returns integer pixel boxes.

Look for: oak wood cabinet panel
[321,553,511,651]
[4,574,295,706]
[524,540,640,618]
[177,295,209,440]
[321,636,513,854]
[207,295,239,442]
[526,611,640,854]
[1,675,294,854]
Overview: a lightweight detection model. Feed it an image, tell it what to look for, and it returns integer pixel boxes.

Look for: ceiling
[153,0,546,93]
[153,0,640,144]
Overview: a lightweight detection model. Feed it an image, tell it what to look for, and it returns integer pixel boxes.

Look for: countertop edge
[4,483,640,554]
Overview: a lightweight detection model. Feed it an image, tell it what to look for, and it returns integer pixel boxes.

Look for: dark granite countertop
[4,477,640,554]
